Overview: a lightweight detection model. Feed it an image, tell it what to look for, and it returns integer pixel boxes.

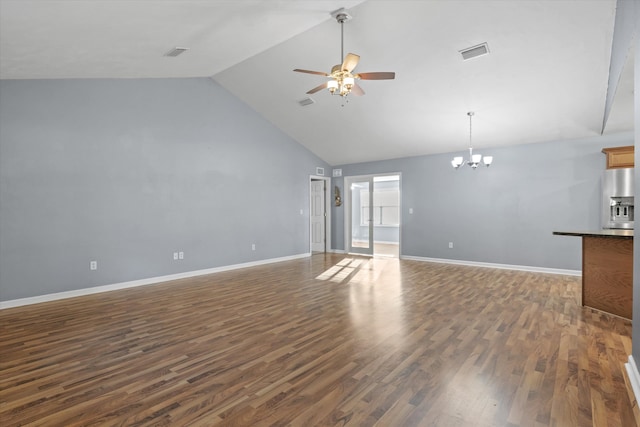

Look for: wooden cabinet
[602,145,634,169]
[582,236,633,319]
[553,230,633,319]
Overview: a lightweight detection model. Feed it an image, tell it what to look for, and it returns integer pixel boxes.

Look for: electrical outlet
[409,208,414,214]
[90,260,97,270]
[178,251,184,260]
[252,243,256,251]
[449,242,454,249]
[173,252,178,260]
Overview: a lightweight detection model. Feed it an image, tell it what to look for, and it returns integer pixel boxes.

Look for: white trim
[351,239,399,245]
[626,355,640,404]
[328,249,346,254]
[400,255,581,276]
[0,253,310,310]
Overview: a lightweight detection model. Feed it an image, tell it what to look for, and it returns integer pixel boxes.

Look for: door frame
[309,175,332,253]
[345,176,374,256]
[344,173,402,257]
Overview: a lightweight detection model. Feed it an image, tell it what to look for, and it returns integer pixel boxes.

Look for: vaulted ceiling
[0,0,634,165]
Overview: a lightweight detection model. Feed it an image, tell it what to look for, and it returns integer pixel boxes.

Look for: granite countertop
[553,229,634,239]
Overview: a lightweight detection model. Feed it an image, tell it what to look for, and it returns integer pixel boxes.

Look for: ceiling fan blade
[356,72,396,80]
[342,53,360,72]
[293,69,329,76]
[306,82,329,94]
[350,83,365,96]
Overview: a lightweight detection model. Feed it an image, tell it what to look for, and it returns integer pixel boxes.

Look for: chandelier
[451,112,493,169]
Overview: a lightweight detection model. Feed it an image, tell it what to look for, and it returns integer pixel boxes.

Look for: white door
[311,179,326,252]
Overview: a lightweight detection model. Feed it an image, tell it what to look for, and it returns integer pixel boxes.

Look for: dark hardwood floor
[0,254,636,426]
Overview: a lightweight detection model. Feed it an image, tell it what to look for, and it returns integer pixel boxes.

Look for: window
[360,187,399,226]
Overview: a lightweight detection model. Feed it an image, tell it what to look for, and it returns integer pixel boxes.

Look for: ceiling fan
[293,9,395,98]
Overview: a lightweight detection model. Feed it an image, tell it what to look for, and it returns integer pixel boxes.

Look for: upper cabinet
[602,146,634,169]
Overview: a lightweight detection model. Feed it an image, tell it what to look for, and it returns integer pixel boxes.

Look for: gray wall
[606,0,639,367]
[632,0,640,365]
[0,78,328,301]
[332,131,634,270]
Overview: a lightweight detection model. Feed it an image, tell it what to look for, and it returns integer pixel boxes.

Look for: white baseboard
[327,249,346,254]
[626,355,640,404]
[0,253,310,310]
[350,240,399,245]
[400,255,581,276]
[2,252,580,309]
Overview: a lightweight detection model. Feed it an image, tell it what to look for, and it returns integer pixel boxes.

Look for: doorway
[345,174,401,257]
[310,176,331,253]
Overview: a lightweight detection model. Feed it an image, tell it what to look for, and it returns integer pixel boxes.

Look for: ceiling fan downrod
[339,15,345,63]
[335,12,350,64]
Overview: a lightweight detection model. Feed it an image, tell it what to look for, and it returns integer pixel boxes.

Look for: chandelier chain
[468,111,474,149]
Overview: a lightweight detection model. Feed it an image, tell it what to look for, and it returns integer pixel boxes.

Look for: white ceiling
[0,0,634,166]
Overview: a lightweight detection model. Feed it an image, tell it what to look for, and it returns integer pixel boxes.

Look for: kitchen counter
[553,230,633,319]
[553,229,633,239]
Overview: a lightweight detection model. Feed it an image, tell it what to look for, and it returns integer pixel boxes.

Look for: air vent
[460,42,489,60]
[164,47,189,57]
[298,97,315,107]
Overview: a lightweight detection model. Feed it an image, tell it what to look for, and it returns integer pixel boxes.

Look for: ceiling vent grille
[298,97,315,107]
[164,47,189,57]
[460,43,489,60]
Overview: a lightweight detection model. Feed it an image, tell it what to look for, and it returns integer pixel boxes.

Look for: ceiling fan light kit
[451,112,493,169]
[293,8,395,99]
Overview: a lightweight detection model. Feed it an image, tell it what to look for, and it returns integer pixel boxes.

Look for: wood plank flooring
[0,254,636,426]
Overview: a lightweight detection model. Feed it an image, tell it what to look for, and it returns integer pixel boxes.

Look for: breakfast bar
[553,230,633,319]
